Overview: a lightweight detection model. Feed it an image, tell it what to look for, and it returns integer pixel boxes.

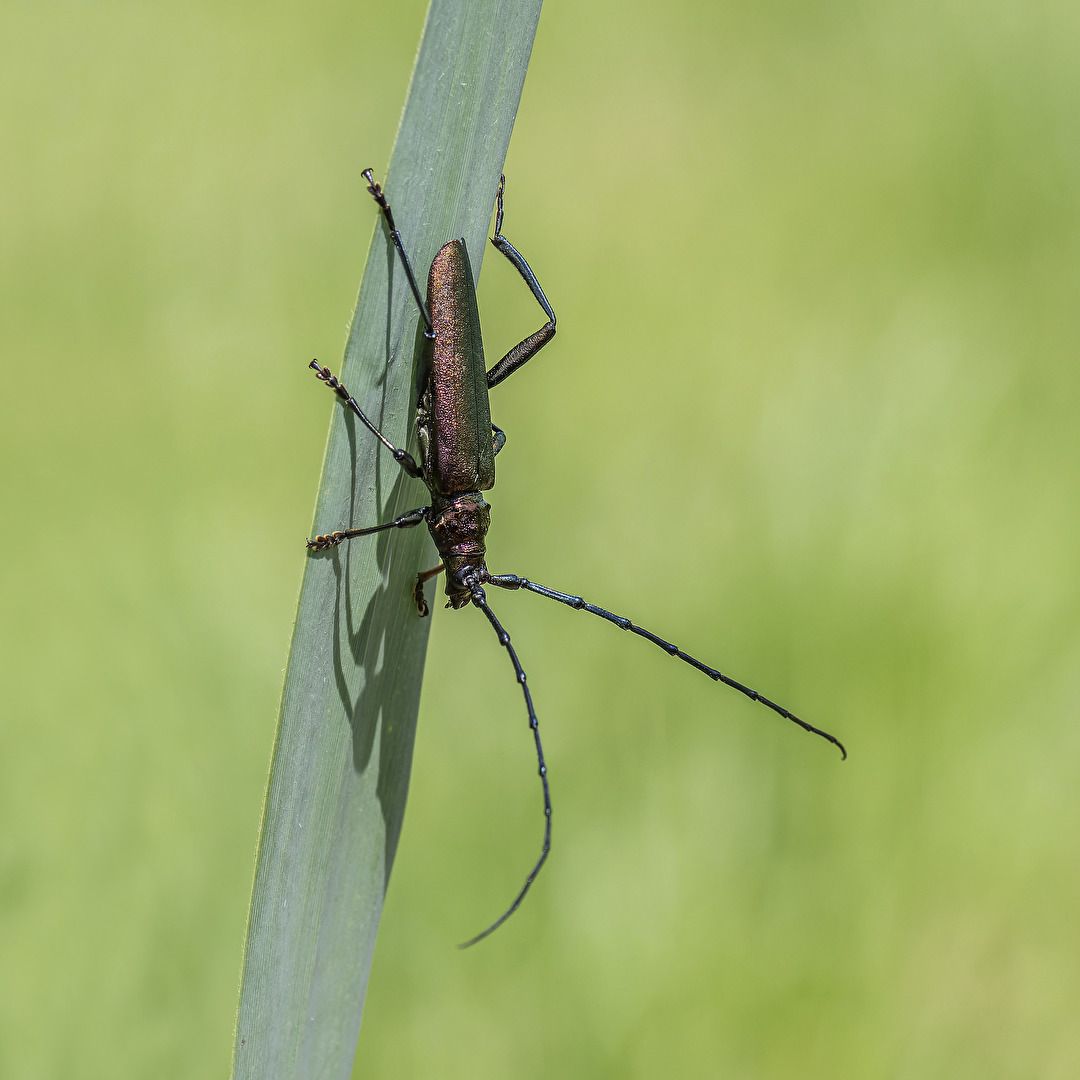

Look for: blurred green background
[3,0,1079,1076]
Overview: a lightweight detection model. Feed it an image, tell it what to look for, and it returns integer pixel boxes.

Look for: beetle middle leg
[484,175,558,389]
[309,361,424,479]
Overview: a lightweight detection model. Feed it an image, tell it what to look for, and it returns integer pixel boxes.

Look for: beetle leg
[414,563,444,617]
[481,571,847,759]
[362,168,435,339]
[491,422,507,457]
[307,506,429,552]
[457,584,552,948]
[309,361,424,480]
[485,175,557,389]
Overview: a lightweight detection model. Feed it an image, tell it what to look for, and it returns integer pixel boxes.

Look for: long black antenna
[461,585,552,948]
[482,571,847,760]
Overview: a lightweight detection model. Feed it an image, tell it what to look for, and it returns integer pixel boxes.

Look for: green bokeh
[3,0,1079,1077]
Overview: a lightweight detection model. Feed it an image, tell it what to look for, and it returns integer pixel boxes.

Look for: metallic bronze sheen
[423,240,494,496]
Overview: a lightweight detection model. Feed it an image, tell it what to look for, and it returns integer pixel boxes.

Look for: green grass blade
[231,2,544,1076]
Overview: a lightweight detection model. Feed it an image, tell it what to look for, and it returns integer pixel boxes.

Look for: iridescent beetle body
[306,170,843,947]
[418,240,496,610]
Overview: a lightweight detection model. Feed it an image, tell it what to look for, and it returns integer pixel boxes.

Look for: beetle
[307,169,846,946]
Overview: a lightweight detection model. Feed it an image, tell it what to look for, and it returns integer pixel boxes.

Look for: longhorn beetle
[307,169,846,947]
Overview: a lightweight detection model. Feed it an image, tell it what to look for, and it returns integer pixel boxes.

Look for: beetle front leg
[362,168,435,339]
[485,175,557,389]
[414,563,444,616]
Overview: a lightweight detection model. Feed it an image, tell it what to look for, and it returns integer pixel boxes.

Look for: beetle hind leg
[307,506,429,552]
[485,175,558,389]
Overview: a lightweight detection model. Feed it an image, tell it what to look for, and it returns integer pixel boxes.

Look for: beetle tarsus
[307,531,346,551]
[494,173,506,236]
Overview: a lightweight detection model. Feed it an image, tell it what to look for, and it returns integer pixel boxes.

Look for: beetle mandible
[307,169,846,947]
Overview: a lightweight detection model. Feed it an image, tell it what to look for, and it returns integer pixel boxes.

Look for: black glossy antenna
[481,571,847,760]
[460,584,552,948]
